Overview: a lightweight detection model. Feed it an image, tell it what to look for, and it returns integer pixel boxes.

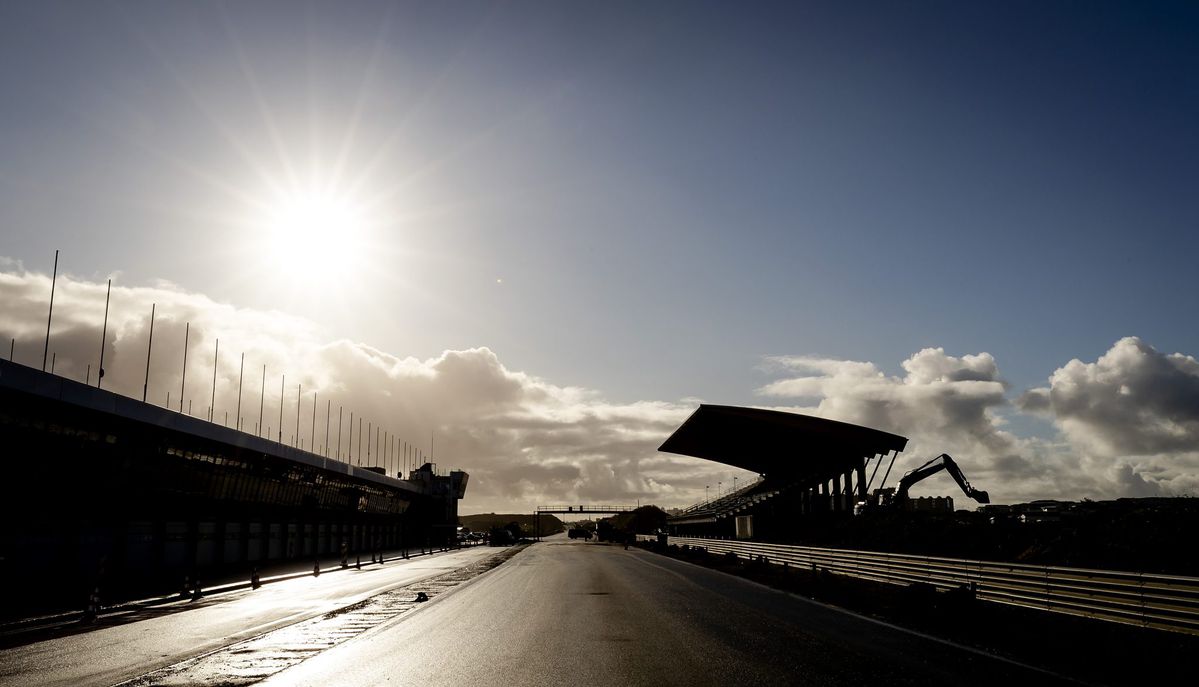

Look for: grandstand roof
[658,404,907,476]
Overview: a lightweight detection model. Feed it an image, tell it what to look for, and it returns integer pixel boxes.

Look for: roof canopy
[658,404,907,477]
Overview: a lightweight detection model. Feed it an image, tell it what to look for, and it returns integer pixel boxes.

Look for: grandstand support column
[856,461,867,502]
[214,519,227,568]
[239,516,250,564]
[151,518,166,585]
[843,467,854,511]
[186,516,199,576]
[304,518,313,558]
[112,518,128,591]
[831,473,842,512]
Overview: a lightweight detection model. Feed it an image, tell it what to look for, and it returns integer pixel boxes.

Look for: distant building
[907,496,954,513]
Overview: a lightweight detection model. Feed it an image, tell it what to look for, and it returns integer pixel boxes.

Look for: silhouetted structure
[660,404,907,538]
[532,505,635,540]
[0,359,467,617]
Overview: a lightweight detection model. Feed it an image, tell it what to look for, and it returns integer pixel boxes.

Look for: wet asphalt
[262,537,1074,687]
[0,546,500,687]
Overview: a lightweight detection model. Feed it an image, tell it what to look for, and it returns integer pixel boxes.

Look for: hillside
[460,513,565,537]
[607,506,668,534]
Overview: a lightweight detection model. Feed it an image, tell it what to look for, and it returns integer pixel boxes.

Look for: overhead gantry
[533,505,638,540]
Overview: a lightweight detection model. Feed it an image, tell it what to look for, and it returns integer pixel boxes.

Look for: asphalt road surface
[263,537,1073,687]
[0,546,499,687]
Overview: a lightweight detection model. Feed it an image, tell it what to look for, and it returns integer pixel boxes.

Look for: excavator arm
[894,454,989,505]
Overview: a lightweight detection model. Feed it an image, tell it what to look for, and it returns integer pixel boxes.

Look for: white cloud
[757,348,1043,502]
[5,265,1197,510]
[758,340,1199,502]
[0,266,745,513]
[1018,337,1199,497]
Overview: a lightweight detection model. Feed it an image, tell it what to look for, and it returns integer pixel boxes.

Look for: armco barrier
[655,536,1199,636]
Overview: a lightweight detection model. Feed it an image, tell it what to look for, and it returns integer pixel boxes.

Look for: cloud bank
[1017,337,1199,497]
[3,266,1197,509]
[759,340,1199,502]
[0,267,747,513]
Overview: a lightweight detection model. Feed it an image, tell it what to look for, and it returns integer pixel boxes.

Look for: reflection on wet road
[265,537,1071,687]
[0,546,501,687]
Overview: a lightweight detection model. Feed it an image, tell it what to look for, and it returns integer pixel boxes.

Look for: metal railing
[678,477,765,514]
[659,536,1199,636]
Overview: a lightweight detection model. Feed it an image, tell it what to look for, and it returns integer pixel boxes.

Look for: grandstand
[659,405,907,539]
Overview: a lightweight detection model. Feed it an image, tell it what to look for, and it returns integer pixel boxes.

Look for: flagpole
[142,303,156,402]
[42,250,58,372]
[179,322,189,412]
[210,339,219,422]
[97,278,110,388]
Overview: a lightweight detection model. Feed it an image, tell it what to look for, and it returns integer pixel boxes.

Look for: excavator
[866,454,989,511]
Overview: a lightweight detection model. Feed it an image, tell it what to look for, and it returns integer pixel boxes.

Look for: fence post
[1044,568,1051,611]
[1138,573,1147,628]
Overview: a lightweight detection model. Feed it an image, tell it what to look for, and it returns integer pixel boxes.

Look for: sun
[257,188,370,286]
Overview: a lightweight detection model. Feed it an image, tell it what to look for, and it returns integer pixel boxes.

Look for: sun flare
[256,188,371,286]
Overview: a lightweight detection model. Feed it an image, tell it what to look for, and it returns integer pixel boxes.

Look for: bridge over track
[533,505,637,540]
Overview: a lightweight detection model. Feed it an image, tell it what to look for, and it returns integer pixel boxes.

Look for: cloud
[4,264,1197,509]
[758,348,1016,461]
[757,348,1043,501]
[0,266,749,513]
[758,339,1199,502]
[1018,337,1199,497]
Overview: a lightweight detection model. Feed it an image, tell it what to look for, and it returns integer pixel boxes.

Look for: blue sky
[2,1,1198,509]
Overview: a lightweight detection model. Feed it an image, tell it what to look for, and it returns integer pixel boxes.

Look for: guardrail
[656,536,1199,636]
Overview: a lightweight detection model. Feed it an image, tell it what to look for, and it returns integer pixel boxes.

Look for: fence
[654,536,1199,636]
